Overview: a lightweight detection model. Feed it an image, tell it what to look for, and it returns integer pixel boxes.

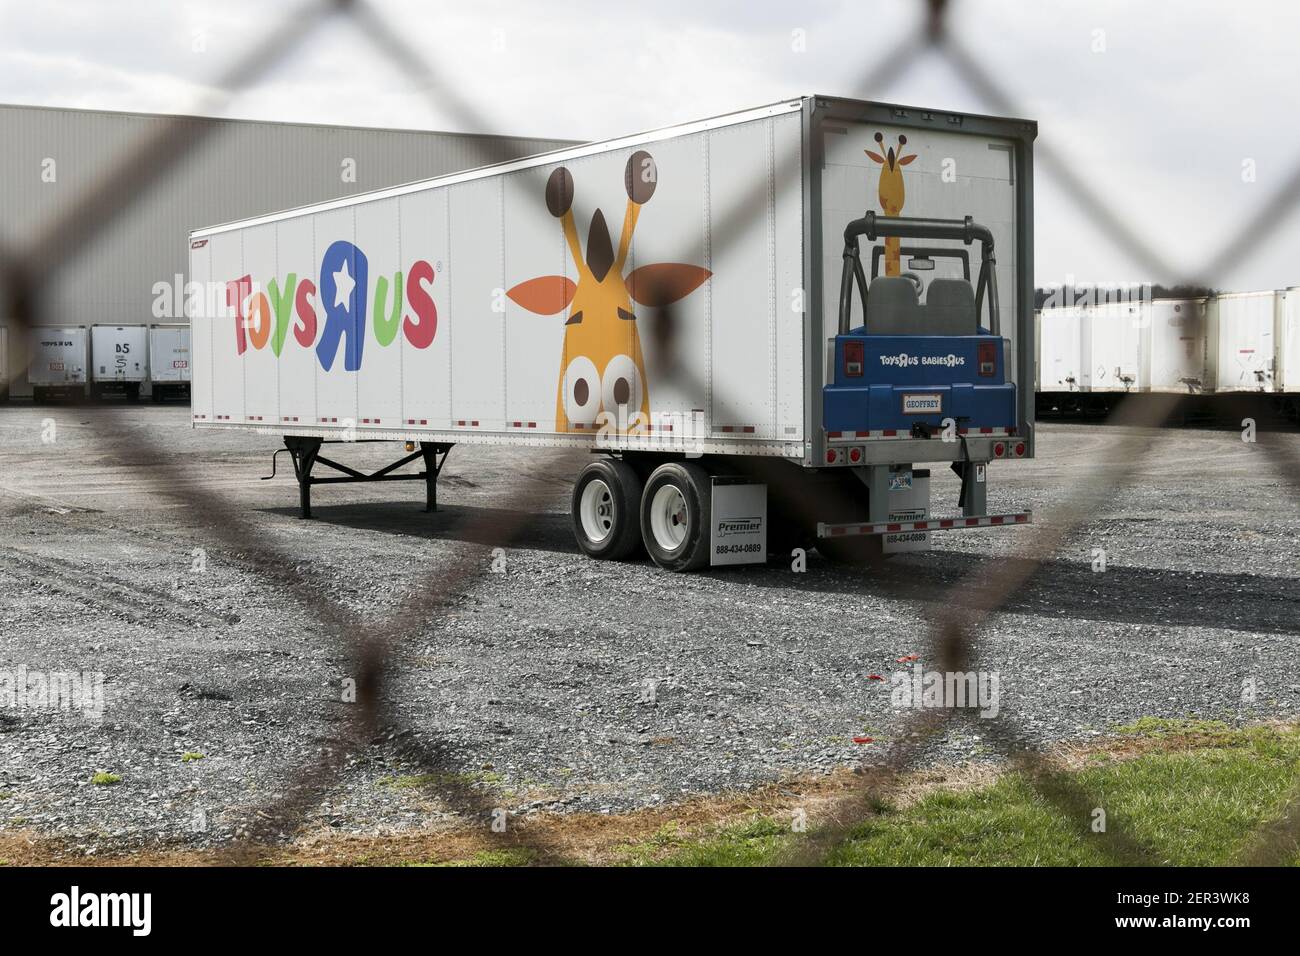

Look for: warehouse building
[0,103,574,397]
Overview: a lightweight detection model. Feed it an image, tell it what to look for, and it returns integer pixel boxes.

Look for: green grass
[1113,716,1233,738]
[625,722,1300,867]
[90,772,122,786]
[181,752,206,763]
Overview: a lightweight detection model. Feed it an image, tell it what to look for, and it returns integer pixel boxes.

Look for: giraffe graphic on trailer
[864,132,917,276]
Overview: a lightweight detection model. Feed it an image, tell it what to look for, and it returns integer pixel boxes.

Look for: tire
[570,458,644,560]
[640,462,712,572]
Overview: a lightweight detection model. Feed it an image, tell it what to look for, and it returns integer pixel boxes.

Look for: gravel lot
[0,403,1297,853]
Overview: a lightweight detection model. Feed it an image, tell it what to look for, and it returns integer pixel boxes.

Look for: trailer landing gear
[280,437,453,519]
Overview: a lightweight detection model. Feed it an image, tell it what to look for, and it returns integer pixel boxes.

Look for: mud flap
[884,469,931,554]
[709,478,767,566]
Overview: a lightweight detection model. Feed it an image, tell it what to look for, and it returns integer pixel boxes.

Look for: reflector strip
[816,511,1032,538]
[827,427,1017,443]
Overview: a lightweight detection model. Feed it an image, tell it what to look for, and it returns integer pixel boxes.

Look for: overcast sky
[2,0,1297,291]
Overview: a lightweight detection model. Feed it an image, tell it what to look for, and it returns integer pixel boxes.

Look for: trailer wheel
[641,462,711,572]
[571,459,644,560]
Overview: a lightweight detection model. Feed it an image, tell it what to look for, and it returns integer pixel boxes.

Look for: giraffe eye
[565,310,584,325]
[617,307,635,321]
[562,355,600,426]
[602,354,642,415]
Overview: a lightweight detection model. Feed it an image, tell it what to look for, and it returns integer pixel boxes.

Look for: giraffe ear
[627,263,711,306]
[865,150,886,164]
[898,154,917,166]
[506,276,577,315]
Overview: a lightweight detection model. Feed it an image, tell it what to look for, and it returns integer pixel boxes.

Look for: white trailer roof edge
[191,99,806,238]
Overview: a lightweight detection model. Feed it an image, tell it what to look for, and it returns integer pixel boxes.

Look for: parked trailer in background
[1281,288,1300,417]
[90,325,148,400]
[1035,291,1300,420]
[1035,305,1093,415]
[148,323,191,402]
[1036,298,1153,415]
[191,96,1038,571]
[28,326,88,403]
[1084,300,1145,394]
[1147,298,1210,394]
[1208,291,1278,393]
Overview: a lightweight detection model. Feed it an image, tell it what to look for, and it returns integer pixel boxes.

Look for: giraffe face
[507,151,712,433]
[865,132,917,216]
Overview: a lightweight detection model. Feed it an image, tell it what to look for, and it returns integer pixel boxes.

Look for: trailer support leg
[419,442,453,512]
[955,461,988,517]
[285,436,323,519]
[278,437,453,518]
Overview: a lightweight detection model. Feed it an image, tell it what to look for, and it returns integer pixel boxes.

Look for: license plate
[901,392,942,415]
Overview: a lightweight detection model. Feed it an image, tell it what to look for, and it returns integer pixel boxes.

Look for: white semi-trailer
[1282,289,1300,415]
[90,324,148,400]
[148,323,191,401]
[1208,291,1278,393]
[0,326,8,401]
[28,326,88,403]
[1148,298,1211,394]
[190,96,1037,570]
[1037,297,1211,415]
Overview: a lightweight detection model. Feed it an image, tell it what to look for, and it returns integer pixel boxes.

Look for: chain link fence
[3,0,1297,866]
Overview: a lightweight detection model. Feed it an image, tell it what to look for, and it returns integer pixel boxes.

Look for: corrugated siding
[0,104,574,390]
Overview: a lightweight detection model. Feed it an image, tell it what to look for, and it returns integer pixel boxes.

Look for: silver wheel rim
[649,484,689,552]
[578,478,615,544]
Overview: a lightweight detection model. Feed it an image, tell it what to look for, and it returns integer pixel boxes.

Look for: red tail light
[978,342,996,377]
[826,448,839,464]
[843,340,864,378]
[993,441,1006,458]
[1015,442,1026,457]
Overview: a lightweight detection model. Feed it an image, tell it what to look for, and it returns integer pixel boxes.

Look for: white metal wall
[0,103,574,395]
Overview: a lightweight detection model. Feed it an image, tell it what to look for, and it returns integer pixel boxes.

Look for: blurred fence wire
[2,0,1297,866]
